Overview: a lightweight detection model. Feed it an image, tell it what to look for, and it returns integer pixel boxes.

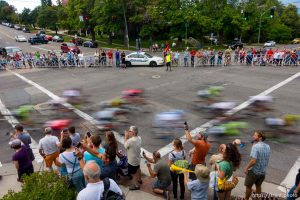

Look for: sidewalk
[0,160,286,200]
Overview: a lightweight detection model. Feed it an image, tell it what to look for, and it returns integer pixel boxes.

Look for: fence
[1,52,299,70]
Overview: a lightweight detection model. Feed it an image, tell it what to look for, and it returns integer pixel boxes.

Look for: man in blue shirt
[115,49,120,68]
[244,131,270,200]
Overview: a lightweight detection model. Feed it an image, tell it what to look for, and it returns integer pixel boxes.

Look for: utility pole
[258,6,276,44]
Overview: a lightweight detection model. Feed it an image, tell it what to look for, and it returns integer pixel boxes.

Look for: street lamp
[257,6,276,44]
[122,0,129,49]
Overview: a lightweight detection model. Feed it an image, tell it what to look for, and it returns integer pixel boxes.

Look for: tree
[30,7,40,28]
[20,8,32,25]
[37,6,58,30]
[267,23,292,43]
[0,1,17,22]
[281,4,300,38]
[41,0,52,7]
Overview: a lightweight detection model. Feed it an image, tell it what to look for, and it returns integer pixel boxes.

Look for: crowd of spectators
[11,122,295,200]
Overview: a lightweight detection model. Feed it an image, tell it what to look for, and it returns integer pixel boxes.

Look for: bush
[1,172,77,200]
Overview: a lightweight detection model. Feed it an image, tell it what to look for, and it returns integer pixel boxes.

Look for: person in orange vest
[166,51,171,71]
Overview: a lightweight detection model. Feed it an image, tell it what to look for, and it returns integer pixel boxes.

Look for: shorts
[244,170,265,187]
[153,179,170,190]
[44,151,59,168]
[128,164,140,175]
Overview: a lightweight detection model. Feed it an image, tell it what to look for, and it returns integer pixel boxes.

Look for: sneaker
[164,191,170,200]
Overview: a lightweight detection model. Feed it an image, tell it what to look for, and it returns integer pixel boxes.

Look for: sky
[4,0,300,13]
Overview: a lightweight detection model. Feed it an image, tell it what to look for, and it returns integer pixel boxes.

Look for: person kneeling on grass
[143,151,172,199]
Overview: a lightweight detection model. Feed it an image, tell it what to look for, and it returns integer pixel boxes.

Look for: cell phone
[76,142,82,148]
[86,132,91,138]
[184,122,189,130]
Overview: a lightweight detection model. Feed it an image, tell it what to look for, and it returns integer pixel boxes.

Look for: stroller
[116,151,132,180]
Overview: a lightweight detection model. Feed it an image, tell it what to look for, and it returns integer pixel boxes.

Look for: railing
[0,53,299,70]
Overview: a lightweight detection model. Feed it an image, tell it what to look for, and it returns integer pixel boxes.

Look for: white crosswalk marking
[0,98,43,163]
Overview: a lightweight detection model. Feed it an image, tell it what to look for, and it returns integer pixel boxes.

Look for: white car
[125,52,164,67]
[264,41,276,47]
[15,35,27,42]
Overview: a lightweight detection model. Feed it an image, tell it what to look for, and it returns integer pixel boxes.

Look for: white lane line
[278,156,300,192]
[0,98,43,163]
[8,69,152,156]
[158,71,300,157]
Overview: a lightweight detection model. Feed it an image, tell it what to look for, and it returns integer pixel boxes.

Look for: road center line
[158,71,300,157]
[8,69,152,155]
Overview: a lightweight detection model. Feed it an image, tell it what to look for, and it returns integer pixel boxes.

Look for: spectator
[121,51,126,68]
[168,138,186,199]
[12,124,34,161]
[68,126,81,147]
[11,139,34,182]
[287,168,300,200]
[107,49,113,66]
[190,49,196,67]
[165,51,171,71]
[124,126,142,190]
[184,123,211,180]
[217,143,241,200]
[78,140,118,181]
[83,135,105,168]
[144,151,171,199]
[174,51,180,65]
[184,48,189,67]
[115,49,120,68]
[184,164,210,200]
[103,131,118,155]
[38,127,60,171]
[100,50,106,65]
[76,161,123,200]
[244,131,270,200]
[56,137,85,192]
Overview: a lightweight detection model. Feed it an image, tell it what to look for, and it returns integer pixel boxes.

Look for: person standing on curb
[244,131,270,200]
[124,126,142,190]
[115,49,120,68]
[11,139,34,182]
[38,127,60,171]
[184,122,211,180]
[12,124,34,161]
[287,168,300,200]
[165,51,171,71]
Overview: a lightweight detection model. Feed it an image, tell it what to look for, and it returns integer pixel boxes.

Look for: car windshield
[6,48,21,53]
[144,53,153,58]
[67,43,76,47]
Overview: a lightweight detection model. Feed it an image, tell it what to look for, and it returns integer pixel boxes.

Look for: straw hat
[195,164,210,182]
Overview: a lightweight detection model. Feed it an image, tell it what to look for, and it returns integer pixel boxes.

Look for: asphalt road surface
[1,25,300,187]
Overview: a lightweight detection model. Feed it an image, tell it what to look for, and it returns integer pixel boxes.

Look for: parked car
[60,43,80,54]
[125,52,164,67]
[9,23,14,28]
[22,27,30,33]
[28,36,48,45]
[83,40,98,48]
[14,25,21,30]
[2,46,22,57]
[44,35,53,41]
[52,35,64,42]
[264,41,276,47]
[230,40,243,50]
[70,37,83,46]
[292,38,300,44]
[15,35,27,42]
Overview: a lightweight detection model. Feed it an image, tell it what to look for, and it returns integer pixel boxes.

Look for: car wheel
[125,61,131,67]
[150,61,157,67]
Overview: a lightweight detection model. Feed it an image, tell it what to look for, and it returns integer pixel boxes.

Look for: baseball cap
[10,139,22,149]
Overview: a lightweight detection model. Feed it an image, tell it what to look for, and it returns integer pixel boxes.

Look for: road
[1,25,300,188]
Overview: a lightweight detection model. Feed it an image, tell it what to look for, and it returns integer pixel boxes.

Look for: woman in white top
[56,137,85,192]
[168,138,186,199]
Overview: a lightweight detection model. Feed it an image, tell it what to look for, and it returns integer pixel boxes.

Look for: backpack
[101,178,124,200]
